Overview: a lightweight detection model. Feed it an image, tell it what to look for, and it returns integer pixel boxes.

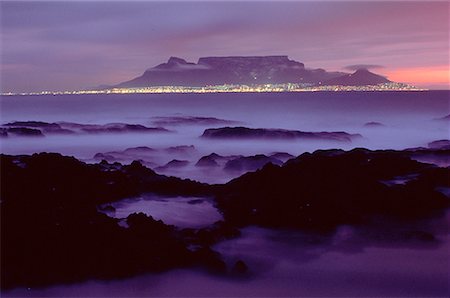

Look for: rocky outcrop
[428,139,450,150]
[364,121,384,127]
[215,148,450,231]
[151,116,241,126]
[224,154,283,172]
[1,127,44,136]
[1,121,169,136]
[2,147,449,289]
[201,127,361,142]
[156,159,190,171]
[0,153,229,290]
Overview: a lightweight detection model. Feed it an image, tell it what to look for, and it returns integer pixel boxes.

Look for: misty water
[99,194,222,229]
[1,91,449,296]
[1,91,449,183]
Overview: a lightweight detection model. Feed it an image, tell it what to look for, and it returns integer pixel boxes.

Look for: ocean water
[1,91,449,183]
[1,91,449,297]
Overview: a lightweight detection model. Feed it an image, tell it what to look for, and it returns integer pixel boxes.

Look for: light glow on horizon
[384,66,450,89]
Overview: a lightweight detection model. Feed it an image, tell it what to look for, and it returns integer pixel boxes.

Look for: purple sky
[1,1,449,92]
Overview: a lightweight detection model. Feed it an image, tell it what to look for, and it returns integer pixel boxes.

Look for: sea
[1,91,449,297]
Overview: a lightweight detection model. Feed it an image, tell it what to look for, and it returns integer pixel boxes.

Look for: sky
[1,0,449,92]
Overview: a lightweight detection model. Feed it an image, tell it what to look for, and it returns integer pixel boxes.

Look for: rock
[123,146,157,154]
[3,121,75,134]
[151,116,240,126]
[428,140,450,150]
[216,148,450,231]
[56,122,169,134]
[201,127,360,142]
[6,127,43,136]
[364,121,384,127]
[224,154,283,172]
[4,121,61,129]
[195,153,223,167]
[231,260,248,275]
[156,159,189,171]
[0,153,217,290]
[93,153,117,161]
[269,152,294,162]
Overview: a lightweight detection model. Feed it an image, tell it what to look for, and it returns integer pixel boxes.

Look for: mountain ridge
[115,56,391,88]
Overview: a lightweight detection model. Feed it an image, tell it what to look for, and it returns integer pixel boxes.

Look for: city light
[1,82,425,96]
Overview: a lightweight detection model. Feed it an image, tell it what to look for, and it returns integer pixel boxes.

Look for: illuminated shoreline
[1,82,426,96]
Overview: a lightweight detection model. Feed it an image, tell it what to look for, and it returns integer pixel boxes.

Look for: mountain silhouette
[321,69,391,86]
[115,56,346,87]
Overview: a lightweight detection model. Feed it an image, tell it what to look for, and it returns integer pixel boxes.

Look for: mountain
[115,56,346,88]
[321,68,391,86]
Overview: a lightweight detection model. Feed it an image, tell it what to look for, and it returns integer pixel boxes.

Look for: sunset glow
[1,1,448,92]
[384,66,450,89]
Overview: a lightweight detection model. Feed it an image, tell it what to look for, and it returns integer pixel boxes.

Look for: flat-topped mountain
[115,56,348,88]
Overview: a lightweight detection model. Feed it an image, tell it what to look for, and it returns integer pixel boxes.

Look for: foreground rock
[224,154,283,172]
[216,148,450,231]
[2,147,449,289]
[202,127,360,142]
[0,153,224,290]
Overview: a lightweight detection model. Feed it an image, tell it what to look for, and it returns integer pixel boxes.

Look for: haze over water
[1,91,448,183]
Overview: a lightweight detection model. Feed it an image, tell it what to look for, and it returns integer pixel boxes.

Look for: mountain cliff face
[322,69,391,86]
[116,56,346,87]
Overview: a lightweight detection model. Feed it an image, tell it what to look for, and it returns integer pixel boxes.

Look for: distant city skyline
[1,1,449,92]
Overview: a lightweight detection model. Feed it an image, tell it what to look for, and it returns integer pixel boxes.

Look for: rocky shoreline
[1,145,449,290]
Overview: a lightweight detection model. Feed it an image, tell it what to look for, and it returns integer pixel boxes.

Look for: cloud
[344,65,385,71]
[1,1,448,92]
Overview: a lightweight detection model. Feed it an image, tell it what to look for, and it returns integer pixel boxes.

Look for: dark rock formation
[2,121,168,136]
[202,127,361,142]
[269,152,294,162]
[123,146,157,154]
[3,121,75,134]
[428,139,450,150]
[4,121,60,129]
[224,154,283,172]
[74,123,168,134]
[116,56,346,87]
[1,153,218,289]
[5,127,44,136]
[231,260,249,275]
[156,159,190,171]
[151,116,241,126]
[195,153,224,167]
[322,69,390,86]
[364,121,384,127]
[215,148,450,231]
